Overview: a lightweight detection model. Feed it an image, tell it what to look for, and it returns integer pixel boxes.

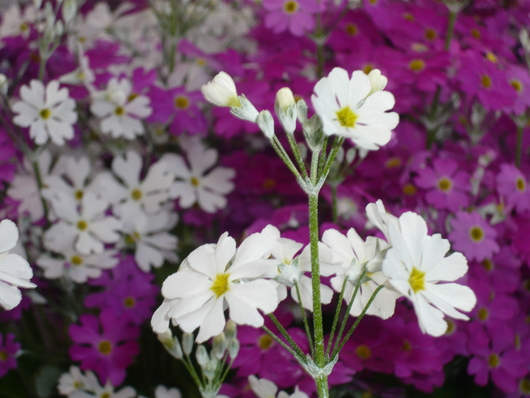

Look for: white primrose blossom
[90,77,152,139]
[161,142,235,214]
[12,80,78,145]
[151,231,279,343]
[0,219,36,310]
[381,211,477,337]
[93,150,173,217]
[311,67,399,151]
[119,208,178,272]
[44,191,121,255]
[323,228,400,320]
[249,376,310,398]
[262,225,335,311]
[201,71,259,122]
[36,246,118,283]
[8,150,53,221]
[57,366,136,398]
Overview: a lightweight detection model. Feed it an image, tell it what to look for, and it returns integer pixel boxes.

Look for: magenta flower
[496,164,530,213]
[263,0,321,37]
[415,158,470,211]
[0,333,20,377]
[505,65,530,115]
[468,324,527,393]
[69,309,140,385]
[449,211,499,262]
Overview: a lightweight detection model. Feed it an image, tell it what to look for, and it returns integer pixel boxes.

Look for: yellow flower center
[408,267,425,293]
[101,393,111,398]
[336,106,358,128]
[355,344,372,359]
[511,79,522,92]
[74,189,84,200]
[409,59,425,72]
[470,226,484,242]
[131,188,143,201]
[77,220,88,231]
[40,108,51,120]
[471,28,481,39]
[190,177,200,187]
[211,273,230,298]
[437,177,452,192]
[174,95,189,109]
[258,334,274,350]
[284,0,298,13]
[127,93,139,102]
[196,58,206,66]
[402,12,414,22]
[123,297,136,308]
[478,307,489,321]
[481,75,492,89]
[403,183,417,196]
[115,106,125,116]
[445,319,455,335]
[520,377,530,393]
[71,255,83,266]
[385,157,402,168]
[424,28,437,40]
[0,350,7,361]
[486,52,497,63]
[488,353,499,368]
[345,23,358,36]
[516,177,526,191]
[482,259,493,271]
[363,63,374,74]
[98,340,112,355]
[402,340,412,351]
[524,279,530,292]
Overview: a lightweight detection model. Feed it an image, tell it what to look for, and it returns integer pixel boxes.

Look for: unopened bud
[225,320,237,341]
[0,74,8,95]
[201,71,241,107]
[62,0,78,24]
[367,69,387,96]
[182,332,194,356]
[230,95,259,123]
[195,345,209,366]
[228,338,240,359]
[296,98,308,123]
[275,87,295,113]
[257,110,274,139]
[212,333,227,360]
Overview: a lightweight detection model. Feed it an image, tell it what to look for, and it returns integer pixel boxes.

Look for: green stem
[261,325,304,362]
[308,192,325,369]
[516,122,524,168]
[268,314,306,359]
[294,282,315,357]
[320,137,345,183]
[332,285,385,359]
[325,277,348,358]
[315,374,330,398]
[285,132,309,180]
[271,136,302,180]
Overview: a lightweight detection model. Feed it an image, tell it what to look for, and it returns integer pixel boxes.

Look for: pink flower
[0,333,20,377]
[263,0,321,37]
[496,164,530,213]
[69,309,139,385]
[448,211,499,262]
[415,158,469,211]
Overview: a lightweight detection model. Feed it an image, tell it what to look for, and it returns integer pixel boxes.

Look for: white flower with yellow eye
[382,212,477,336]
[90,77,151,139]
[12,80,77,145]
[152,232,278,343]
[311,67,398,151]
[0,219,36,310]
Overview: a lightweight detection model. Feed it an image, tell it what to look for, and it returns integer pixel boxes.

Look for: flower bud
[367,69,388,96]
[257,110,274,139]
[212,333,227,360]
[275,87,295,113]
[228,338,240,359]
[0,74,8,95]
[195,345,209,366]
[274,87,297,134]
[182,332,194,355]
[201,71,241,107]
[230,95,259,123]
[225,320,237,341]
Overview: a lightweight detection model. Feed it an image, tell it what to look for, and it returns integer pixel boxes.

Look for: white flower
[119,209,178,272]
[93,150,173,217]
[323,228,399,319]
[36,246,118,283]
[152,232,278,342]
[0,4,36,39]
[311,67,399,150]
[8,150,53,221]
[161,144,235,213]
[12,80,78,145]
[365,199,396,243]
[154,385,182,398]
[57,366,99,397]
[201,71,241,107]
[90,77,152,139]
[44,191,121,255]
[382,211,477,336]
[248,376,309,398]
[0,219,36,310]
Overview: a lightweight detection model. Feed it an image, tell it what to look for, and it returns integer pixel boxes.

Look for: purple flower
[263,0,321,37]
[497,164,530,213]
[69,309,139,385]
[415,158,469,211]
[0,333,20,377]
[468,324,527,393]
[449,211,499,262]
